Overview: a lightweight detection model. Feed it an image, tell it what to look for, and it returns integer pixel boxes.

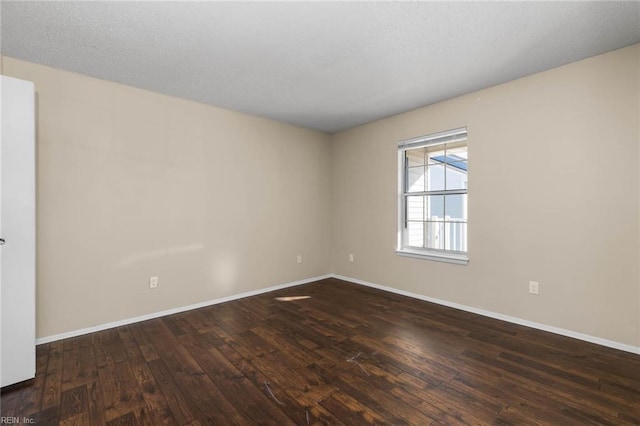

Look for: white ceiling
[2,1,639,133]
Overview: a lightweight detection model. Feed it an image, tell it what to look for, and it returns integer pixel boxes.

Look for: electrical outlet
[297,254,303,264]
[529,281,539,295]
[349,253,354,262]
[149,276,159,289]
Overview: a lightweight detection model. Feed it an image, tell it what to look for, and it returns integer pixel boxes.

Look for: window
[397,127,468,264]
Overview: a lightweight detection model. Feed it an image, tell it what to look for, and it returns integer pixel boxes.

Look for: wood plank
[144,321,245,425]
[179,333,295,425]
[118,326,176,425]
[319,390,387,424]
[146,358,197,424]
[31,405,60,424]
[98,357,145,422]
[87,380,107,426]
[128,322,160,363]
[42,340,64,409]
[106,411,139,426]
[59,385,88,420]
[59,411,90,426]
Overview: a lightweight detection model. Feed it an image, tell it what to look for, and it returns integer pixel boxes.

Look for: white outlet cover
[150,276,159,288]
[529,281,539,294]
[296,255,302,264]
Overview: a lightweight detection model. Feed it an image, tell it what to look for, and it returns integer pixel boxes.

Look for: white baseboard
[37,272,640,356]
[331,274,640,355]
[36,274,332,345]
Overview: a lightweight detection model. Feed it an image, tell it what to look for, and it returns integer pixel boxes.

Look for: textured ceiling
[1,1,639,133]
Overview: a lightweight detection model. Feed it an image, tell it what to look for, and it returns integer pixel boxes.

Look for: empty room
[1,1,640,425]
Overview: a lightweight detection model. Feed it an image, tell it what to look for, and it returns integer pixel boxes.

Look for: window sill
[396,248,469,265]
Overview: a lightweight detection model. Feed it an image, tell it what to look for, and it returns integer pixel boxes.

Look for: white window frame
[396,127,469,265]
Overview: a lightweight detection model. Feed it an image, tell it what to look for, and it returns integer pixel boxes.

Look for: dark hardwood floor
[2,278,640,425]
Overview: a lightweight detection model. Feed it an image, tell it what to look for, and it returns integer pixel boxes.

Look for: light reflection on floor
[274,296,311,302]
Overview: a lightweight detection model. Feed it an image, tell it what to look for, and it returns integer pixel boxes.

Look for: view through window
[398,128,468,262]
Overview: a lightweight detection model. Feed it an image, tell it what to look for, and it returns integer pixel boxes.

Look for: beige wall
[3,44,639,348]
[2,57,332,338]
[331,45,640,347]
